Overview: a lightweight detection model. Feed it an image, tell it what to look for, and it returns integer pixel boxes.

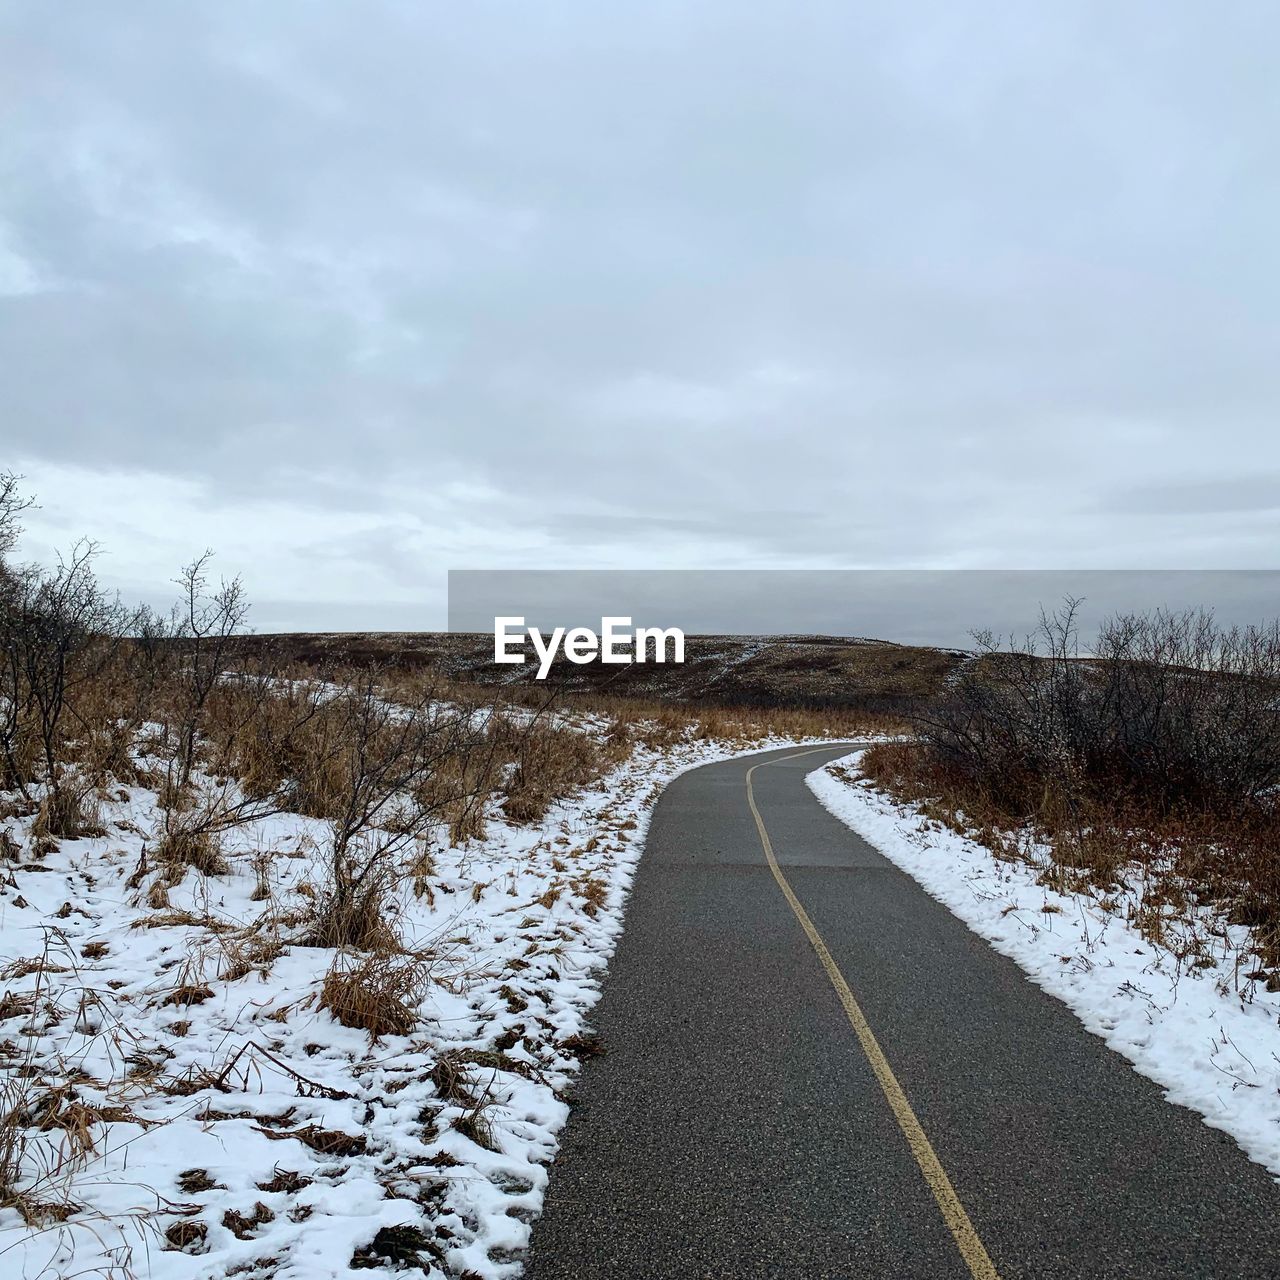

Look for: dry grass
[863,738,1280,972]
[256,1166,311,1194]
[228,631,955,723]
[222,1201,275,1240]
[429,1051,481,1108]
[302,865,400,951]
[571,692,904,747]
[31,787,103,843]
[412,753,491,845]
[255,1124,367,1157]
[0,1076,30,1214]
[351,1224,438,1271]
[165,1219,209,1252]
[450,1099,496,1150]
[318,951,429,1040]
[498,717,622,823]
[154,824,229,878]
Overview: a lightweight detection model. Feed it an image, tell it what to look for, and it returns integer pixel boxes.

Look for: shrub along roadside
[870,601,1280,976]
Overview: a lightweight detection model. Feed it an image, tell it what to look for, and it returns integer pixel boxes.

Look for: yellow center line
[746,748,1001,1280]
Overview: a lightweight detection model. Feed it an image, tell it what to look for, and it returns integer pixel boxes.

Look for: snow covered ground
[808,750,1280,1179]
[0,729,823,1280]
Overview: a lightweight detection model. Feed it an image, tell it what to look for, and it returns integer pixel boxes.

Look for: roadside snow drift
[808,751,1280,1179]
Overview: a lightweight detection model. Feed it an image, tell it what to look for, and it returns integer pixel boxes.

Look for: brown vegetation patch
[161,984,215,1008]
[866,606,1280,970]
[165,1219,209,1252]
[155,827,230,877]
[318,951,427,1040]
[351,1223,440,1271]
[222,1201,275,1239]
[256,1125,368,1157]
[559,1030,604,1059]
[256,1166,312,1193]
[429,1052,480,1108]
[177,1168,223,1194]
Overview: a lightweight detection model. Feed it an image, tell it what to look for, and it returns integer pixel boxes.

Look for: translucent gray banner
[448,569,1280,650]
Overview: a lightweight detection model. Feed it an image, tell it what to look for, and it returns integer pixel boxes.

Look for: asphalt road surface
[523,743,1280,1280]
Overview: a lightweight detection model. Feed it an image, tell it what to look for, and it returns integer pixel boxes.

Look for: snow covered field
[808,751,1280,1179]
[0,728,817,1280]
[21,726,1280,1280]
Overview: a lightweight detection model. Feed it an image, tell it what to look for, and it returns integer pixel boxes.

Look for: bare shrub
[1093,609,1280,809]
[301,671,489,949]
[0,471,33,563]
[923,601,1280,817]
[0,538,137,813]
[164,552,250,793]
[149,675,331,879]
[883,602,1280,973]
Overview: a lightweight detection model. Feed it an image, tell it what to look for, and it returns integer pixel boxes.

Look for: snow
[807,751,1280,1179]
[0,729,831,1280]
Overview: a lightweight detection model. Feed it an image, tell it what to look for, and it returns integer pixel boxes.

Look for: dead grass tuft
[351,1223,439,1271]
[429,1052,479,1108]
[160,984,215,1008]
[255,1124,368,1157]
[318,952,428,1041]
[222,1201,275,1239]
[165,1219,209,1252]
[450,1100,495,1150]
[154,826,229,877]
[177,1168,224,1194]
[256,1165,311,1193]
[31,788,104,842]
[301,873,399,951]
[498,718,613,824]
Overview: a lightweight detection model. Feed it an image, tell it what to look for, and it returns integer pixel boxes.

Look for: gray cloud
[2,1,1279,633]
[1098,476,1280,517]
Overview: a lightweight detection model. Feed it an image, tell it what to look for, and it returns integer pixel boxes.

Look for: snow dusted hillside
[0,726,815,1280]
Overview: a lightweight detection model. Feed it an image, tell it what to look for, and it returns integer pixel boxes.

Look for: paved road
[524,744,1280,1280]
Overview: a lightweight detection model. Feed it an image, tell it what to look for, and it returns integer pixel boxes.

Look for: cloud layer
[3,2,1278,628]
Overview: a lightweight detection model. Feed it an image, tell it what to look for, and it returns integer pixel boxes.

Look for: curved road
[524,744,1280,1279]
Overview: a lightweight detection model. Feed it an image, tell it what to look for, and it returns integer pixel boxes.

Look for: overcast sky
[2,3,1278,633]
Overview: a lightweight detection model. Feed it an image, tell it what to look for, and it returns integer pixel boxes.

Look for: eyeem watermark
[494,616,685,679]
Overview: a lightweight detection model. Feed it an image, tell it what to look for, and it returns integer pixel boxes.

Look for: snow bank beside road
[0,734,831,1280]
[807,752,1280,1179]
